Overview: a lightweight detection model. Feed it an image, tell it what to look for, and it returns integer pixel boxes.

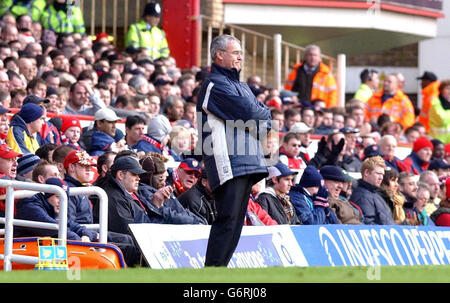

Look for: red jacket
[245,199,278,226]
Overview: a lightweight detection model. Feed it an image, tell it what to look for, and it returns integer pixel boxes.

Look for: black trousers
[205,174,261,267]
[107,231,143,267]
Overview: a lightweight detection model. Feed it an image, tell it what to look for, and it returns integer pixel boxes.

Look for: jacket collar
[358,178,380,192]
[211,63,240,82]
[64,174,83,187]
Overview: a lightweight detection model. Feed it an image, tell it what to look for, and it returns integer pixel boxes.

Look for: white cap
[94,108,121,122]
[289,122,313,134]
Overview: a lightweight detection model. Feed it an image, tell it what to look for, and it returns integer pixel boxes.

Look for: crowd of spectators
[0,1,449,267]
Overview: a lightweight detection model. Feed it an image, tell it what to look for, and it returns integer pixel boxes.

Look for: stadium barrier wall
[129,223,450,269]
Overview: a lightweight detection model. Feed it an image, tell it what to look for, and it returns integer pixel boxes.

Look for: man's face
[148,96,160,114]
[424,173,440,199]
[218,39,242,71]
[46,95,60,113]
[157,84,172,100]
[97,120,117,138]
[177,168,200,191]
[363,166,385,188]
[181,79,196,98]
[415,189,430,212]
[405,130,420,144]
[47,195,60,214]
[417,147,433,163]
[351,108,365,127]
[0,157,18,178]
[304,48,321,68]
[383,75,398,95]
[399,176,418,198]
[368,72,380,90]
[433,143,445,159]
[332,114,344,130]
[53,55,65,70]
[31,83,47,98]
[302,110,315,128]
[0,71,9,92]
[283,138,300,157]
[168,100,184,121]
[28,116,44,134]
[70,163,93,184]
[380,137,396,159]
[126,123,146,144]
[298,133,311,147]
[324,179,343,199]
[273,175,294,195]
[322,112,333,127]
[184,105,196,124]
[285,114,300,130]
[119,170,140,193]
[70,84,88,108]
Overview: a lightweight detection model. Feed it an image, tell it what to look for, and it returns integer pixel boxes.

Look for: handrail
[0,181,109,271]
[196,14,338,90]
[0,180,68,271]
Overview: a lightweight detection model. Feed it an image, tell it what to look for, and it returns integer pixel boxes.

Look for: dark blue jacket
[137,183,207,224]
[15,193,98,241]
[196,63,271,191]
[289,185,339,225]
[64,174,93,224]
[350,179,395,225]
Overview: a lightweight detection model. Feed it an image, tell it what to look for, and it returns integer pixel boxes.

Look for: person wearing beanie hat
[287,165,339,225]
[60,116,82,150]
[135,153,207,225]
[16,153,41,182]
[320,165,363,224]
[6,103,44,154]
[15,177,99,242]
[255,162,300,225]
[403,136,434,175]
[124,2,170,60]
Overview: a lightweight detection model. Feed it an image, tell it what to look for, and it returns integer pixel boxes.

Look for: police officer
[125,2,170,60]
[40,0,86,35]
[0,0,46,21]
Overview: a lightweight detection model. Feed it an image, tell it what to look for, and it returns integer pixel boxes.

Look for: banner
[128,224,450,269]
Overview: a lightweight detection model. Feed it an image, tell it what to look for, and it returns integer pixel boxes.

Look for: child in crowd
[60,116,82,150]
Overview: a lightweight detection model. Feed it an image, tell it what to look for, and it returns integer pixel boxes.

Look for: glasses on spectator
[220,49,243,56]
[184,170,201,178]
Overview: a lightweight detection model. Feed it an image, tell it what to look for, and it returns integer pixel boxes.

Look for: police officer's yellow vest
[125,20,170,60]
[0,0,46,22]
[40,4,85,35]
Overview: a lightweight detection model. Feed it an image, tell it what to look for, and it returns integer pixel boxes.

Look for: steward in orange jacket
[284,62,337,108]
[367,89,415,130]
[418,80,440,133]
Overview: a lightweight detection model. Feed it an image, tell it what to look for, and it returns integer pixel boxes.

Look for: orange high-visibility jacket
[284,62,337,108]
[418,81,440,133]
[366,89,416,130]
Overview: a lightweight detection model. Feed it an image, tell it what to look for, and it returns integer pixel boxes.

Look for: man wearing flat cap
[125,2,170,60]
[320,165,362,224]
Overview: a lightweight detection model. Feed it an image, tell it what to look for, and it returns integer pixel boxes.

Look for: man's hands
[151,185,174,208]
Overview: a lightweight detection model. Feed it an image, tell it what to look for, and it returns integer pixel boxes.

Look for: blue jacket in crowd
[196,63,272,191]
[64,174,94,224]
[137,183,207,225]
[350,179,395,225]
[289,184,339,225]
[15,193,98,241]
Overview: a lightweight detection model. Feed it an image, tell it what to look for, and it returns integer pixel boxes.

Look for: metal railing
[197,15,345,106]
[0,180,108,271]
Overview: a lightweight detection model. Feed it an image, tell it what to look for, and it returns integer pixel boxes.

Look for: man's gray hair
[305,44,321,55]
[210,34,240,61]
[128,75,148,90]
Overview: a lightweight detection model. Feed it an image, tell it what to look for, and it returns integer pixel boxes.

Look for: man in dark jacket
[178,169,217,225]
[95,156,151,235]
[257,162,300,225]
[350,156,394,225]
[63,149,96,224]
[197,34,271,266]
[136,154,206,224]
[15,178,98,241]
